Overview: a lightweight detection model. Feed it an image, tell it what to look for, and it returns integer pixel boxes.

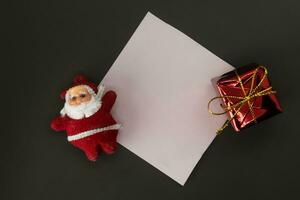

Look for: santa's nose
[76,98,83,105]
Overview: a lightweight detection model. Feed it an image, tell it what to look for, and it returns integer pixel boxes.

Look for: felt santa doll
[50,75,121,161]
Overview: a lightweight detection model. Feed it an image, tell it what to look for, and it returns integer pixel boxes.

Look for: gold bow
[208,66,276,134]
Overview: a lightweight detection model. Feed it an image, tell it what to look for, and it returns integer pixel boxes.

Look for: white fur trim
[96,84,105,100]
[67,124,122,142]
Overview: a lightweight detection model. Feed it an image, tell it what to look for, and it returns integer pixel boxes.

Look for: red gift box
[208,63,283,133]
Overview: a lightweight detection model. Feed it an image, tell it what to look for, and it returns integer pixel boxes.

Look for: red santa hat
[60,75,98,100]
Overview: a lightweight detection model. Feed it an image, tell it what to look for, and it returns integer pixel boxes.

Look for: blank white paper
[101,12,234,185]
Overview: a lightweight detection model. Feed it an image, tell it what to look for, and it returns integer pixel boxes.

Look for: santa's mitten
[101,90,117,112]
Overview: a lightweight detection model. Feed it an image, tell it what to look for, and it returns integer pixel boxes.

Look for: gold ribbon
[208,66,276,134]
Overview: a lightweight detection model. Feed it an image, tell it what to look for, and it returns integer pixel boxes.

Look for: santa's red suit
[51,75,120,161]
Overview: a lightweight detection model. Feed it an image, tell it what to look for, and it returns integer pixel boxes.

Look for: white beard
[60,96,102,120]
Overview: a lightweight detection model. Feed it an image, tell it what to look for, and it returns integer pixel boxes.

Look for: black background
[2,0,300,199]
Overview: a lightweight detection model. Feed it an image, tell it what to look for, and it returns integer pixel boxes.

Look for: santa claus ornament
[51,75,122,161]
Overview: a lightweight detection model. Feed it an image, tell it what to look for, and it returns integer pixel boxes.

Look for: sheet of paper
[101,12,234,185]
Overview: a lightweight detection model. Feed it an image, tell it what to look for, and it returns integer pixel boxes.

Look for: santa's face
[60,85,101,119]
[68,85,92,106]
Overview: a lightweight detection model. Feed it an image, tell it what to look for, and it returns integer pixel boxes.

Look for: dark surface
[2,0,300,199]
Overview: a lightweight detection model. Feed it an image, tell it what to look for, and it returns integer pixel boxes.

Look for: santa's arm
[101,90,117,113]
[51,116,68,131]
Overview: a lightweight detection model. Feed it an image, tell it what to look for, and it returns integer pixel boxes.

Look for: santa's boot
[83,147,99,161]
[100,142,117,154]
